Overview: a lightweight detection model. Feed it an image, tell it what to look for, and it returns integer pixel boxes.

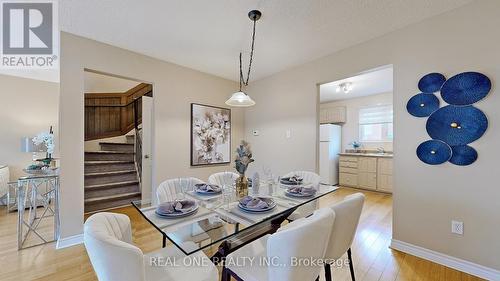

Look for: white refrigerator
[319,124,341,185]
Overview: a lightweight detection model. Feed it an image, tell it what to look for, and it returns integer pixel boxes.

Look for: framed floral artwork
[191,103,231,166]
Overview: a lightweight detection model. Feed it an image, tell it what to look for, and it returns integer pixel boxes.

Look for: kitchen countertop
[339,152,393,158]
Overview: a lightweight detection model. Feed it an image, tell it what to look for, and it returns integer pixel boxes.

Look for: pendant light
[225,10,261,107]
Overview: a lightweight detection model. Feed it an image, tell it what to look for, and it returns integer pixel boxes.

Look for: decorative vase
[235,174,248,198]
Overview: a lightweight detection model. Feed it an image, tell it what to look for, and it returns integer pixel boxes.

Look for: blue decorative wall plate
[449,145,478,166]
[440,72,491,105]
[426,105,488,146]
[406,93,440,117]
[416,140,452,165]
[418,73,446,93]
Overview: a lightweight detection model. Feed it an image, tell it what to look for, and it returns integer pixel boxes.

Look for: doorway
[83,70,154,213]
[317,65,394,193]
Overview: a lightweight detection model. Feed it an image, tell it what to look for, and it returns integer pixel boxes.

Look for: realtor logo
[1,0,58,68]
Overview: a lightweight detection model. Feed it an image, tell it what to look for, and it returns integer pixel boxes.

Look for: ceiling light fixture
[336,82,354,94]
[225,10,261,107]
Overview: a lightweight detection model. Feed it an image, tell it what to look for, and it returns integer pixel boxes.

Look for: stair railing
[133,98,143,183]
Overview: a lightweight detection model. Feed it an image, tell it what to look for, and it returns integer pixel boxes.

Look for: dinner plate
[195,188,222,195]
[155,203,199,218]
[280,178,303,186]
[238,198,277,213]
[285,189,316,198]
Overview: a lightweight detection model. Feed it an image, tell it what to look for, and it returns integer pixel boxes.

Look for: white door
[141,96,153,203]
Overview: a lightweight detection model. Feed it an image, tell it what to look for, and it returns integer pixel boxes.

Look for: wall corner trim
[56,234,84,250]
[390,239,500,281]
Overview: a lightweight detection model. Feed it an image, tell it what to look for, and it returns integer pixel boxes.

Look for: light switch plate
[286,129,291,139]
[451,220,464,235]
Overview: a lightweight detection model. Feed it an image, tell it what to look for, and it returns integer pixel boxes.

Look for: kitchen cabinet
[377,158,393,192]
[339,155,393,193]
[320,106,346,124]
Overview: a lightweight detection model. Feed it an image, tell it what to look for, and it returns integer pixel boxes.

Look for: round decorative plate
[406,93,440,117]
[238,198,277,213]
[426,105,488,146]
[440,72,491,105]
[418,73,446,93]
[416,140,452,165]
[449,145,478,166]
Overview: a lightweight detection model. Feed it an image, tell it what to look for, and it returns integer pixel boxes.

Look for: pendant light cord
[239,18,257,91]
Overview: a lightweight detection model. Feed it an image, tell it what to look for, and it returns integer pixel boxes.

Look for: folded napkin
[156,200,196,214]
[288,186,317,195]
[195,183,221,193]
[239,196,273,209]
[281,175,303,184]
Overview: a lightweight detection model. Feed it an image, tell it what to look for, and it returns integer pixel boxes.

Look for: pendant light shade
[226,10,262,108]
[225,91,255,107]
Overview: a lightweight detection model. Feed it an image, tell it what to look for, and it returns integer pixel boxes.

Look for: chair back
[156,177,203,203]
[208,172,238,186]
[325,193,365,259]
[84,212,145,281]
[283,171,321,187]
[267,208,335,281]
[0,165,9,198]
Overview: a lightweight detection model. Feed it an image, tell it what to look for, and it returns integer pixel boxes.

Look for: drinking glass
[178,178,189,199]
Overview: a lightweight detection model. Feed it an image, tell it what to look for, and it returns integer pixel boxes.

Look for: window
[359,105,393,142]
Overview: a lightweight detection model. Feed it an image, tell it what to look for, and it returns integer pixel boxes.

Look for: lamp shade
[20,137,47,153]
[225,91,255,107]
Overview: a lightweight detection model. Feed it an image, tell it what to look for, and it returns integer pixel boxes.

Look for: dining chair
[323,193,365,281]
[283,171,322,221]
[207,172,238,187]
[223,208,336,281]
[84,212,218,281]
[156,177,204,203]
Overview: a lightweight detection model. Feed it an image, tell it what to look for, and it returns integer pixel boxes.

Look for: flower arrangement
[192,110,230,163]
[235,140,254,175]
[33,129,55,158]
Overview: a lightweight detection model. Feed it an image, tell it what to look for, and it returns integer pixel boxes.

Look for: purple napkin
[195,183,221,193]
[239,196,273,209]
[156,200,196,214]
[288,186,316,195]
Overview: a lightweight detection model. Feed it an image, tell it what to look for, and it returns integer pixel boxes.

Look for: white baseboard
[56,234,83,249]
[390,239,500,281]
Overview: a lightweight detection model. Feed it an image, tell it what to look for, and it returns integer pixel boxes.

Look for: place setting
[187,183,223,201]
[155,199,199,219]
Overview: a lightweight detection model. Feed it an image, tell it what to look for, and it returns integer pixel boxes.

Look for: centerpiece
[234,140,254,198]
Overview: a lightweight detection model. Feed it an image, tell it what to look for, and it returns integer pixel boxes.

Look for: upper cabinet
[320,106,346,124]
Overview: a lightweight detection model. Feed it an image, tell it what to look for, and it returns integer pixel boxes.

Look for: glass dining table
[132,182,338,264]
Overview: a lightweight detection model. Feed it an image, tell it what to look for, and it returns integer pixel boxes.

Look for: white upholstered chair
[0,165,9,204]
[283,171,322,221]
[84,212,218,281]
[207,172,238,187]
[223,208,335,281]
[156,177,203,203]
[323,193,365,281]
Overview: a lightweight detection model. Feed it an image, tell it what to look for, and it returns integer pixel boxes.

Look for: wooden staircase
[84,136,141,213]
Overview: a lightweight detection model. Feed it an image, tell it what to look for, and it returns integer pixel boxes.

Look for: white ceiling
[84,71,140,93]
[60,0,473,82]
[320,66,393,103]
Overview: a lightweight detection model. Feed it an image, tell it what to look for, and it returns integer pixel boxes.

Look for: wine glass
[178,178,189,199]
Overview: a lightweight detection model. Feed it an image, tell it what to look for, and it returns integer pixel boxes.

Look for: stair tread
[85,170,136,177]
[84,192,141,203]
[85,180,139,189]
[85,160,134,165]
[85,151,134,154]
[99,142,134,145]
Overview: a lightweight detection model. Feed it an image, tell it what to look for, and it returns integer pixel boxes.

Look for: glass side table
[16,171,60,250]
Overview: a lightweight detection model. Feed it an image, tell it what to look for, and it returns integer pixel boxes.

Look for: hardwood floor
[0,187,484,281]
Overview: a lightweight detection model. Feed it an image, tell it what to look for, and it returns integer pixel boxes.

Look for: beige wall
[320,92,393,152]
[59,32,244,238]
[0,74,59,180]
[245,1,500,271]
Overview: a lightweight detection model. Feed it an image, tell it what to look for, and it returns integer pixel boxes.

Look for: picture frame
[190,103,231,166]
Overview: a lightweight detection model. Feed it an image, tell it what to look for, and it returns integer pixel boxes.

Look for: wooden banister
[84,83,151,141]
